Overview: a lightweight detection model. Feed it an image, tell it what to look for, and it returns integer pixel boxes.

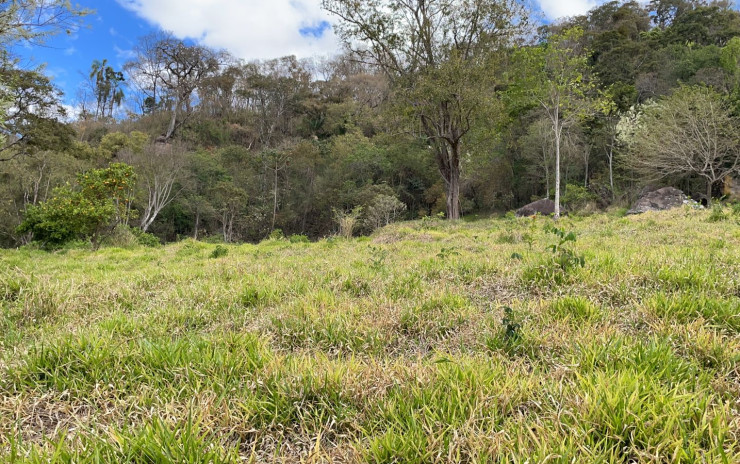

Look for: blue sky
[12,0,740,109]
[13,1,158,108]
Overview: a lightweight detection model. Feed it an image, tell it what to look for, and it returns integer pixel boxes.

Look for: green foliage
[436,247,460,260]
[288,234,309,243]
[367,245,389,271]
[268,229,285,241]
[334,206,363,239]
[209,245,228,259]
[131,227,161,247]
[97,131,148,158]
[562,183,599,211]
[522,225,586,285]
[17,163,136,248]
[708,203,728,222]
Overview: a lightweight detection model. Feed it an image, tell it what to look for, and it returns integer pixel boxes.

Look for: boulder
[627,187,688,214]
[516,199,557,217]
[724,175,740,201]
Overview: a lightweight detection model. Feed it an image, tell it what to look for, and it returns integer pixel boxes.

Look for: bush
[209,245,228,259]
[731,202,740,216]
[561,184,599,212]
[17,163,137,249]
[132,228,161,247]
[102,224,139,248]
[365,194,407,232]
[268,229,285,241]
[288,234,309,243]
[333,207,363,239]
[708,203,727,222]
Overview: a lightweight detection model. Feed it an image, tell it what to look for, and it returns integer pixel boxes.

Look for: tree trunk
[554,119,561,220]
[446,168,461,220]
[193,210,200,240]
[442,144,461,220]
[608,147,615,201]
[165,94,179,140]
[707,179,713,205]
[272,166,278,230]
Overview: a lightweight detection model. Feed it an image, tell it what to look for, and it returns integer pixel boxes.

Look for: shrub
[17,163,137,249]
[209,245,228,259]
[522,225,585,286]
[268,229,285,240]
[132,228,161,247]
[333,206,363,239]
[561,184,599,211]
[365,194,407,231]
[288,234,309,243]
[707,203,727,222]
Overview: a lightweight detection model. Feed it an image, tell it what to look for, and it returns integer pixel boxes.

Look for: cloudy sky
[14,0,740,105]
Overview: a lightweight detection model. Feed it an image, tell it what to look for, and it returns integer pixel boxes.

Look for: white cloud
[538,0,652,20]
[115,0,340,61]
[538,0,601,19]
[114,45,136,60]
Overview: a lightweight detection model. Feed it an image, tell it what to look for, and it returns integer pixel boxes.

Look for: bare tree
[125,32,224,140]
[624,85,740,202]
[511,27,599,219]
[121,142,185,232]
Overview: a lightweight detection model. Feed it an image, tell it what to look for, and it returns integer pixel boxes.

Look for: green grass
[1,209,739,462]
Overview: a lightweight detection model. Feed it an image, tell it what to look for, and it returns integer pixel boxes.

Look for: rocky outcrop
[724,175,740,200]
[516,199,557,217]
[627,187,688,214]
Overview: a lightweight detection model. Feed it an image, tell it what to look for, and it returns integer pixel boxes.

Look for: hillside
[0,209,739,462]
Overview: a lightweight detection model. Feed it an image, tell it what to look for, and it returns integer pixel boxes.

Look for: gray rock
[725,175,740,200]
[516,199,557,217]
[627,187,687,214]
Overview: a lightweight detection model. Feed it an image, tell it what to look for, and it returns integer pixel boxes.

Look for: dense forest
[2,0,740,248]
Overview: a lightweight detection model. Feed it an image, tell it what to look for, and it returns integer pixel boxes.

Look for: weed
[521,225,585,286]
[209,245,228,259]
[367,245,389,271]
[708,203,727,222]
[436,247,460,260]
[288,234,309,243]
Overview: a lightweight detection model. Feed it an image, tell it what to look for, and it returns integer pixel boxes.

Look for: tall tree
[510,27,600,218]
[323,0,528,219]
[125,32,224,140]
[89,59,125,119]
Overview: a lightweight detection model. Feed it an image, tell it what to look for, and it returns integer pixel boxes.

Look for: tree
[18,163,137,248]
[0,0,88,47]
[125,33,224,140]
[261,148,290,231]
[623,85,740,202]
[323,0,527,219]
[89,59,125,119]
[0,67,75,161]
[520,117,555,199]
[510,27,600,219]
[120,140,186,233]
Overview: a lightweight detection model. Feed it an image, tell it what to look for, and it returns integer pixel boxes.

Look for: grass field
[1,208,739,463]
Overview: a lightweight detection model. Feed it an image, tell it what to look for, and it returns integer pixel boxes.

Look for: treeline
[1,0,740,248]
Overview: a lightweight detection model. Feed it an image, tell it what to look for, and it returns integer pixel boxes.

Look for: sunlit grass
[0,208,739,462]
